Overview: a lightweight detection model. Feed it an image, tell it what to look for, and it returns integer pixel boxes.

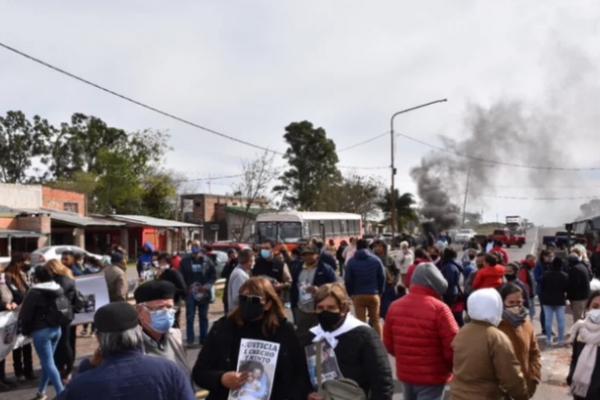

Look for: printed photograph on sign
[84,294,96,313]
[229,339,279,400]
[305,341,342,389]
[72,275,110,325]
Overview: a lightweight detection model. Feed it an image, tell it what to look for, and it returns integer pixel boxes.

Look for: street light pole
[390,99,447,247]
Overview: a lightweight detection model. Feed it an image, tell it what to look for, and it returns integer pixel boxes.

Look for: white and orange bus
[255,211,362,250]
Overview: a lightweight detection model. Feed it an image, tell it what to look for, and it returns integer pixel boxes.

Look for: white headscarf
[467,288,503,327]
[569,314,600,397]
[309,314,368,349]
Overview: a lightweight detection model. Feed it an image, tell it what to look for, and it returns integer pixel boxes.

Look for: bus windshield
[257,222,302,243]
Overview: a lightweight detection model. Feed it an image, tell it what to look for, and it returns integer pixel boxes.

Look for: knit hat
[94,302,139,333]
[134,280,176,304]
[411,262,448,296]
[111,251,124,264]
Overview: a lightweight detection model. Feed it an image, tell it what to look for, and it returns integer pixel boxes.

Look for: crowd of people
[0,233,599,399]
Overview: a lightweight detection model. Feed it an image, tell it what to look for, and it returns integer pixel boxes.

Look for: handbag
[316,341,366,400]
[73,290,86,314]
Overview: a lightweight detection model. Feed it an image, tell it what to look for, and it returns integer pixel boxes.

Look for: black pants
[12,344,33,377]
[70,326,77,362]
[0,359,5,380]
[540,306,546,334]
[54,323,74,375]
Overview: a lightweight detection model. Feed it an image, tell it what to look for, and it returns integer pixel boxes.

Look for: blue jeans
[543,305,566,344]
[400,381,445,400]
[185,294,209,343]
[32,326,64,395]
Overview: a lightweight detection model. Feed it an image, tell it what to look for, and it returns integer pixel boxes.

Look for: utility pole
[461,167,471,228]
[390,99,447,247]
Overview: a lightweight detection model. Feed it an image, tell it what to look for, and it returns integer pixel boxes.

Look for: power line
[337,131,390,153]
[0,40,389,171]
[395,131,600,171]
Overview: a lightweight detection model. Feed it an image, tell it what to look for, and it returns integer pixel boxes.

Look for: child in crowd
[472,253,505,291]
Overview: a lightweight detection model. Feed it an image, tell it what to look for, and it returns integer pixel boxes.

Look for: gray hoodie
[411,262,448,296]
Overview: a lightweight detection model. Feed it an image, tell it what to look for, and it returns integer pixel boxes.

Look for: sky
[2,1,600,226]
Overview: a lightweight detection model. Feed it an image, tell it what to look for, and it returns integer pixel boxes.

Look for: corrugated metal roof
[18,208,125,227]
[0,229,44,239]
[106,214,201,228]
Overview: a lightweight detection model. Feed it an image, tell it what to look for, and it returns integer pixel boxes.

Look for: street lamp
[390,99,447,246]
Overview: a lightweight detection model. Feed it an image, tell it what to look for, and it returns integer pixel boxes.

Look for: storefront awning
[0,229,44,239]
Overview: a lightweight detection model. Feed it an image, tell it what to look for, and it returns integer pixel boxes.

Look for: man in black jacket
[220,249,238,314]
[567,253,591,322]
[252,239,290,293]
[179,240,216,346]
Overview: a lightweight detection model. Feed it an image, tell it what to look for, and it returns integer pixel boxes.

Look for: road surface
[6,228,571,399]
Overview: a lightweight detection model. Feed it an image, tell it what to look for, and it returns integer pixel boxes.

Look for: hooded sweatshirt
[450,289,529,400]
[19,281,64,336]
[137,241,155,277]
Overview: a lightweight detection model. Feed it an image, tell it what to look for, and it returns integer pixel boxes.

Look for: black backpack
[47,293,74,325]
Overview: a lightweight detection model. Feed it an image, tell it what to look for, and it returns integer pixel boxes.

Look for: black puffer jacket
[567,262,591,301]
[19,282,64,336]
[193,316,309,400]
[304,325,394,400]
[54,274,77,308]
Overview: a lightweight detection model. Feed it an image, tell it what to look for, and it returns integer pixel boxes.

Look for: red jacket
[491,246,509,265]
[172,255,182,271]
[472,265,505,291]
[405,258,430,287]
[383,285,459,385]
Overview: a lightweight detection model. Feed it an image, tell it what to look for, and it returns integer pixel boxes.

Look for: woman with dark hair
[534,249,553,336]
[568,290,600,399]
[541,257,569,345]
[192,277,309,400]
[497,283,541,398]
[5,252,35,382]
[441,248,464,326]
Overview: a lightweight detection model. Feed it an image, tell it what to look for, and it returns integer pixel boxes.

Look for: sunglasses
[239,294,263,304]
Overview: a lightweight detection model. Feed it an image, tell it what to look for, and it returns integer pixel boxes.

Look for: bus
[255,211,363,249]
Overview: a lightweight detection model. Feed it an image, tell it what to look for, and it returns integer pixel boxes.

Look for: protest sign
[72,274,109,325]
[0,310,18,361]
[305,340,342,389]
[229,339,279,400]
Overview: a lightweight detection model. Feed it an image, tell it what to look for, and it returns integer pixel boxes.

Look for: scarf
[309,314,368,349]
[502,307,528,329]
[569,317,600,397]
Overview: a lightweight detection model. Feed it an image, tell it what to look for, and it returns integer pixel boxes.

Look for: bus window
[325,220,334,236]
[257,222,302,243]
[304,222,310,237]
[333,220,341,236]
[341,220,347,234]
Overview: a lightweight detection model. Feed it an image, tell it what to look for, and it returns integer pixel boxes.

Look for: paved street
[6,228,572,399]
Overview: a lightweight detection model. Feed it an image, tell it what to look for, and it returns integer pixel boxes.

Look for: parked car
[30,245,103,266]
[492,229,526,248]
[455,229,477,243]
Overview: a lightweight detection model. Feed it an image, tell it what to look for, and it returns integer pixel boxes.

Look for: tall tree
[319,174,384,222]
[141,171,179,220]
[231,151,280,241]
[0,111,50,183]
[275,121,340,210]
[378,189,418,232]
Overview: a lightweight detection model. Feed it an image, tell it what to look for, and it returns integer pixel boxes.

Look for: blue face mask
[260,249,271,259]
[148,309,175,333]
[191,246,201,254]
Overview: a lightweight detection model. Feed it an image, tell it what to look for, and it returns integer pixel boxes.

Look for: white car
[0,257,9,267]
[455,229,477,243]
[30,245,103,266]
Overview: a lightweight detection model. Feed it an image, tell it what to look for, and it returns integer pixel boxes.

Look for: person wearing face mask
[450,289,529,400]
[103,251,129,303]
[5,252,35,382]
[385,262,458,400]
[305,283,394,400]
[534,249,553,336]
[567,290,600,400]
[567,253,592,323]
[541,257,570,345]
[502,262,530,310]
[133,280,191,375]
[497,283,541,399]
[252,239,288,293]
[59,302,196,400]
[519,254,537,320]
[227,249,255,311]
[136,242,155,278]
[156,253,186,328]
[193,277,309,400]
[179,240,216,346]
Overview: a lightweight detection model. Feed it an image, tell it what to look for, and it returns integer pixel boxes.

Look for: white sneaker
[35,393,47,400]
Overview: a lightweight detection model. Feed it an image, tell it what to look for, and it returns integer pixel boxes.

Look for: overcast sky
[2,1,600,226]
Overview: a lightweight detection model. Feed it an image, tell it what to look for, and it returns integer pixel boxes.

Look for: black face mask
[22,263,32,272]
[468,254,476,260]
[505,273,517,282]
[240,301,265,322]
[317,311,343,332]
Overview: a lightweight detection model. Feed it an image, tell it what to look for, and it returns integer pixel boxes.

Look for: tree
[141,171,179,220]
[378,189,418,232]
[231,151,280,241]
[0,111,49,183]
[319,174,384,222]
[274,121,340,210]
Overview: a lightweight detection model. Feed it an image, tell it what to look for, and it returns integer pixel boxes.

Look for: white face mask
[0,273,5,284]
[588,309,600,324]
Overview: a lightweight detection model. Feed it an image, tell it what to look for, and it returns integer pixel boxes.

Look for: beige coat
[104,264,128,302]
[450,321,529,400]
[497,318,542,398]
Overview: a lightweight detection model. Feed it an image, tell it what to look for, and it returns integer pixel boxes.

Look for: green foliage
[141,172,179,220]
[319,174,384,221]
[275,121,340,210]
[377,189,418,232]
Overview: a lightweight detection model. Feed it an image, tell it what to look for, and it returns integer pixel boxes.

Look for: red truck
[492,228,526,248]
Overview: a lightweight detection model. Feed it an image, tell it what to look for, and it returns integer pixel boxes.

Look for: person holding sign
[304,283,394,400]
[192,277,309,400]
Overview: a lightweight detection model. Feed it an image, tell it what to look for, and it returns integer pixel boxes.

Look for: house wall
[0,183,42,209]
[42,187,86,216]
[0,217,18,230]
[17,216,50,247]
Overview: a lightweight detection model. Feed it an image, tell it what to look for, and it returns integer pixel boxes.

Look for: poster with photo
[0,310,18,361]
[229,339,280,400]
[305,340,342,390]
[72,275,109,325]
